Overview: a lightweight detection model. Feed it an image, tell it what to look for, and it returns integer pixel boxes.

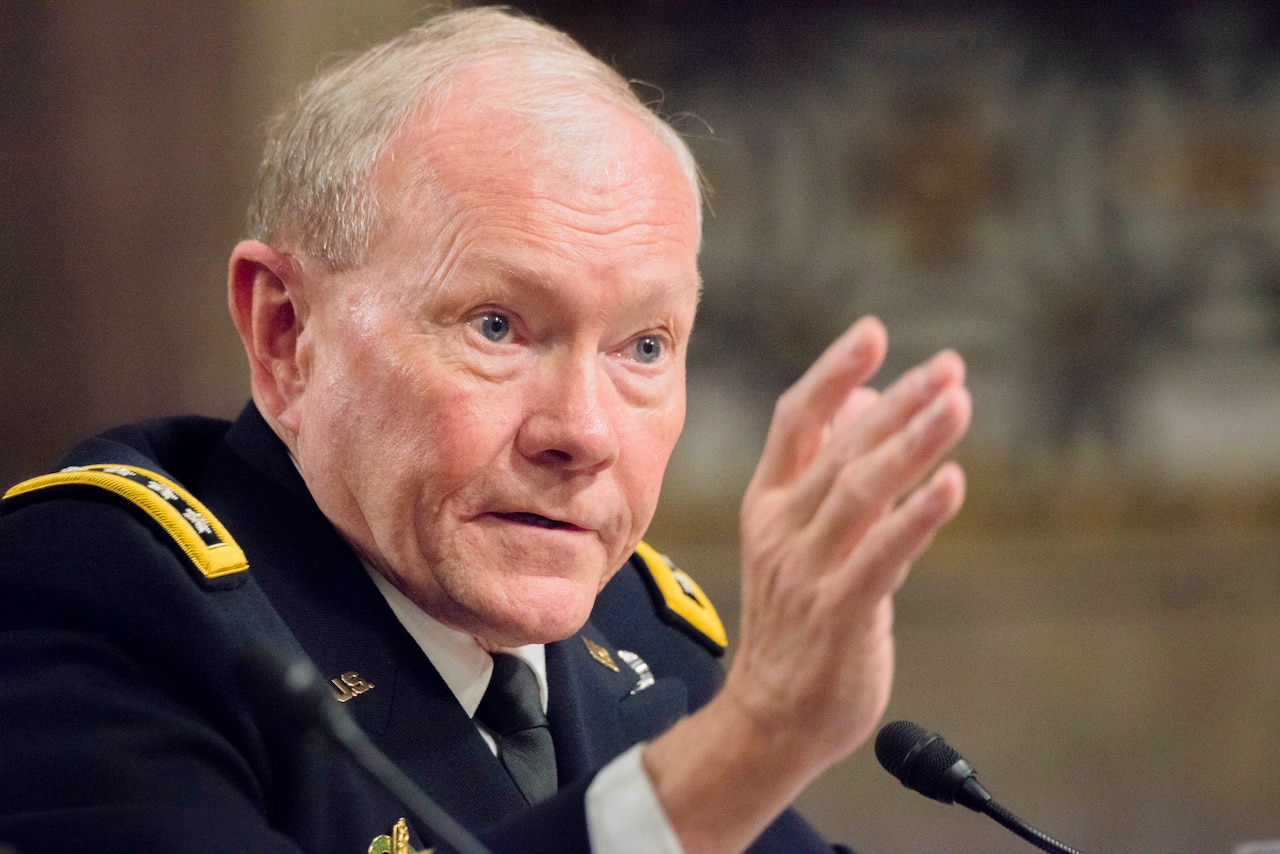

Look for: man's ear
[227,240,310,431]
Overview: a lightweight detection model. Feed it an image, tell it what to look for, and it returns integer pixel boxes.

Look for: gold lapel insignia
[582,637,619,672]
[368,817,432,854]
[330,671,374,703]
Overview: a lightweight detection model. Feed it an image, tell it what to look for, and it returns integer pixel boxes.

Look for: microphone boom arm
[876,720,1086,854]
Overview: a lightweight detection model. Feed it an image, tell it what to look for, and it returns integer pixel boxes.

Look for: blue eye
[474,312,511,342]
[633,336,662,364]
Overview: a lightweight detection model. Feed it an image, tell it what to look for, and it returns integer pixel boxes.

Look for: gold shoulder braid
[633,541,727,656]
[3,463,248,589]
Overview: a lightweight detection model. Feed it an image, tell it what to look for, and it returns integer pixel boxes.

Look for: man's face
[287,94,701,647]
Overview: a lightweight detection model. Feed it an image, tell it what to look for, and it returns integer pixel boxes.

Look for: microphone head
[237,642,345,735]
[875,720,986,808]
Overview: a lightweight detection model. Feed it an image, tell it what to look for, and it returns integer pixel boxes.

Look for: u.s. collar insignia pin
[582,637,619,672]
[330,671,374,703]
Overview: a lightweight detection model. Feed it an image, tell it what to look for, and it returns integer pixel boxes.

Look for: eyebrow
[466,254,702,310]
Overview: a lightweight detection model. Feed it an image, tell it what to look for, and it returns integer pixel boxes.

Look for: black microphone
[875,720,1086,854]
[239,643,490,854]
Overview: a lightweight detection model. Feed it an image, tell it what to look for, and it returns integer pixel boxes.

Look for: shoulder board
[3,463,248,590]
[633,540,727,656]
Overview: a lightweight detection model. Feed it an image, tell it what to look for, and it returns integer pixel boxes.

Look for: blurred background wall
[3,2,1279,851]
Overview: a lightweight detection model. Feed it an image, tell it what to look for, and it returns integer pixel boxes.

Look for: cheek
[325,338,440,437]
[296,338,431,489]
[640,390,686,474]
[378,375,527,521]
[619,403,686,528]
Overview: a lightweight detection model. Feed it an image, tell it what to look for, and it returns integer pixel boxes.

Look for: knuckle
[834,461,879,512]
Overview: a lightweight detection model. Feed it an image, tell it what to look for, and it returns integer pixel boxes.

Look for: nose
[515,351,620,472]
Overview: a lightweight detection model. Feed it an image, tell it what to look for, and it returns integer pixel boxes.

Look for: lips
[494,511,580,531]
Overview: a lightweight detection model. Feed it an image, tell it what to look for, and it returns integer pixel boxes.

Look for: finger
[788,349,965,526]
[841,461,967,605]
[803,384,971,562]
[753,317,887,488]
[838,349,965,462]
[826,387,880,439]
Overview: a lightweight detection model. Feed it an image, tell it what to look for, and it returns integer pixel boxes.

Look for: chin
[471,578,599,647]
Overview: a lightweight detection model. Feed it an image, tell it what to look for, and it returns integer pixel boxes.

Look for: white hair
[245,5,703,271]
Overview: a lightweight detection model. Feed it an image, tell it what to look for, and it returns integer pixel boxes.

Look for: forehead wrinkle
[367,85,699,315]
[466,252,699,318]
[407,148,690,246]
[436,179,694,273]
[364,151,473,309]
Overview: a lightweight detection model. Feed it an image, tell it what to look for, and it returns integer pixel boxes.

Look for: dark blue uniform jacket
[0,404,841,853]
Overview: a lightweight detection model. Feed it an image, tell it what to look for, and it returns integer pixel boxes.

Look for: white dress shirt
[364,565,682,853]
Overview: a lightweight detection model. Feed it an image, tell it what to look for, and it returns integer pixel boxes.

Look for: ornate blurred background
[4,2,1279,850]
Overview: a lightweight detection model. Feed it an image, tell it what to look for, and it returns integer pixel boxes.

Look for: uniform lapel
[356,625,528,828]
[205,406,528,831]
[545,621,690,784]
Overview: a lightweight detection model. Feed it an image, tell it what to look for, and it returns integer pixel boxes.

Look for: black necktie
[475,652,557,804]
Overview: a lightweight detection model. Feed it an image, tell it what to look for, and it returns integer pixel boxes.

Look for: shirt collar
[363,561,548,716]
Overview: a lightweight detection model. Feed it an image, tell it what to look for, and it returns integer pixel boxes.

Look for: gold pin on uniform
[330,671,374,702]
[582,637,619,672]
[368,817,431,854]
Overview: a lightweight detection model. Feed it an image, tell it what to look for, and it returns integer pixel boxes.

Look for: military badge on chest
[368,817,430,854]
[582,636,654,694]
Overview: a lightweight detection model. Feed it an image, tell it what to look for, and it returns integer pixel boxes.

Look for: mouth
[492,511,582,531]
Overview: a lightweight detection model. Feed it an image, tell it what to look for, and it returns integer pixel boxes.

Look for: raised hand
[646,317,971,853]
[730,315,970,767]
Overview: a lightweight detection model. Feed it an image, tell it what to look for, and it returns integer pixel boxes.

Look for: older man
[0,7,970,853]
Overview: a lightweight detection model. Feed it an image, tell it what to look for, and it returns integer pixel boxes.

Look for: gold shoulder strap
[4,463,248,584]
[634,541,727,655]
